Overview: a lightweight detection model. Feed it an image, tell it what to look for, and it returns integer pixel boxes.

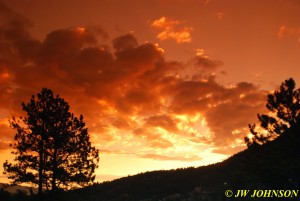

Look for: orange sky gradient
[0,0,300,184]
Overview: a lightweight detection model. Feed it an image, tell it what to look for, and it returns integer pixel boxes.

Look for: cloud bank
[0,1,267,163]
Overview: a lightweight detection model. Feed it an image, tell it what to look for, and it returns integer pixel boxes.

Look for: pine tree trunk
[52,148,57,192]
[38,140,44,195]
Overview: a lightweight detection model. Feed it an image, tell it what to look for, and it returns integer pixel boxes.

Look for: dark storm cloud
[194,55,223,71]
[145,115,179,133]
[113,33,138,53]
[204,83,267,146]
[0,1,268,157]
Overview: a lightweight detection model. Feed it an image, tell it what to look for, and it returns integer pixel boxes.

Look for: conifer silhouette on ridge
[245,78,300,146]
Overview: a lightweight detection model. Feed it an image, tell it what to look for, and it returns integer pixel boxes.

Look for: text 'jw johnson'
[225,189,299,198]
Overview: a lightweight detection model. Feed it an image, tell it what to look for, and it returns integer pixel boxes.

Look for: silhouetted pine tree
[245,78,300,146]
[3,88,99,195]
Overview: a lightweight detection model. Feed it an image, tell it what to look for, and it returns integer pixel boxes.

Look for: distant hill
[0,183,37,195]
[47,125,298,201]
[3,125,300,201]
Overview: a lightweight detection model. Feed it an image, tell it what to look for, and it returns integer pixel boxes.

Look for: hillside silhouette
[2,125,300,201]
[27,124,300,201]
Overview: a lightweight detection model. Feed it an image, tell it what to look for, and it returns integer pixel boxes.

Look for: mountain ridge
[60,125,300,201]
[2,125,300,201]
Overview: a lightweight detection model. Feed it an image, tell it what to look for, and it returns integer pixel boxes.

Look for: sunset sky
[1,0,300,184]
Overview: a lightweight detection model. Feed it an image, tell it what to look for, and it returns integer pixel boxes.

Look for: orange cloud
[278,25,300,42]
[216,12,226,20]
[202,0,211,4]
[0,120,14,152]
[194,49,223,71]
[145,115,179,133]
[138,153,202,162]
[0,141,10,151]
[151,17,193,43]
[133,128,173,149]
[0,1,268,164]
[213,145,246,155]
